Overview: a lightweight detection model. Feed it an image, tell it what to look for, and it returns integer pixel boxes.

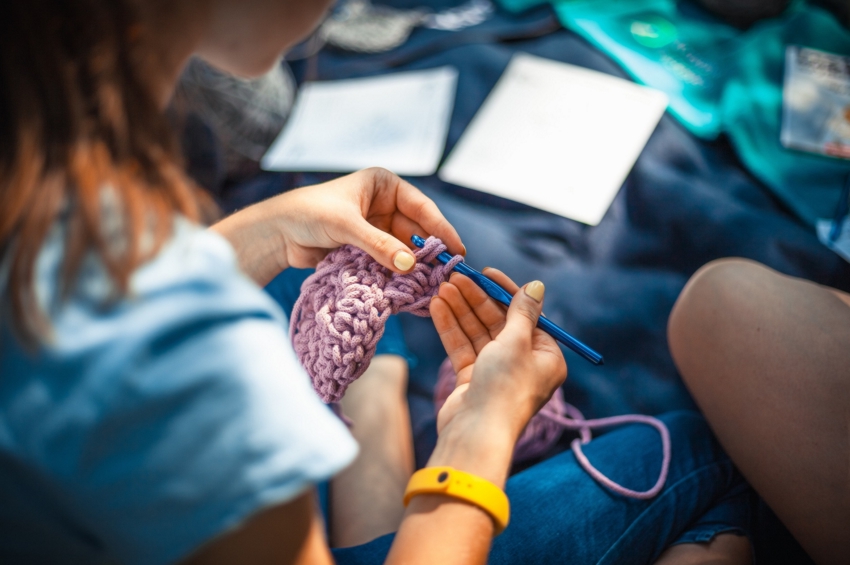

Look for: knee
[668,258,761,334]
[667,258,773,381]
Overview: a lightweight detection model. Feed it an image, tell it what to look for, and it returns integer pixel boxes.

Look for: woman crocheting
[0,1,752,564]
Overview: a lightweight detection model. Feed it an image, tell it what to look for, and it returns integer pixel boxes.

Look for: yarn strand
[542,407,671,500]
[434,358,671,500]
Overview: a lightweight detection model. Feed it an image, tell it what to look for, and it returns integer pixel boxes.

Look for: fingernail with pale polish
[525,281,545,302]
[461,244,468,256]
[393,251,415,271]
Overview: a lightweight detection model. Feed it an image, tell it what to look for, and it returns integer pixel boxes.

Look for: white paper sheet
[261,67,457,176]
[439,54,668,225]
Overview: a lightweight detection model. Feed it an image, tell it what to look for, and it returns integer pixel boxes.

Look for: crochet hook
[412,235,604,366]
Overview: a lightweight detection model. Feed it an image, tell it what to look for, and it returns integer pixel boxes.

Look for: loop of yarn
[434,358,671,500]
[290,236,463,403]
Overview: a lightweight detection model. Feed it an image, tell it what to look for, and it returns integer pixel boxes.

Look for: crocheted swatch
[290,236,462,403]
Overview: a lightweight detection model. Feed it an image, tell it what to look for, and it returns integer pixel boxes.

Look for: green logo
[630,15,677,49]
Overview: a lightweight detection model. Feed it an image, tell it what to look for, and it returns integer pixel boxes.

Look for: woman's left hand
[211,168,465,286]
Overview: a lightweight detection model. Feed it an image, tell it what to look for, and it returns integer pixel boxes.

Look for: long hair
[0,0,208,342]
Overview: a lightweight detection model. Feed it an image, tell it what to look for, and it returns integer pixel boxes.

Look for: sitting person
[668,258,850,565]
[0,0,752,564]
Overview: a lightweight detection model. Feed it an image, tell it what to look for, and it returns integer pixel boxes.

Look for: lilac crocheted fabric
[290,236,463,403]
[434,357,567,462]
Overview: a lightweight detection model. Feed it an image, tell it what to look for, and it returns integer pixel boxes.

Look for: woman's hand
[430,269,567,442]
[211,168,464,286]
[384,272,567,565]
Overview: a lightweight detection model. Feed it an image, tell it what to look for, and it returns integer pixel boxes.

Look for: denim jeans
[331,411,753,565]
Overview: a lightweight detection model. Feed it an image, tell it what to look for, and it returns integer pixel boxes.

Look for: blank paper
[262,67,458,176]
[439,54,668,225]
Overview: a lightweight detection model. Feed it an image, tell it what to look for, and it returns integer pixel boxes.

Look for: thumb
[349,218,417,273]
[502,281,545,342]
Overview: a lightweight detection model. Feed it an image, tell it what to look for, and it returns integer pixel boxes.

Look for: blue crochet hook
[412,235,604,366]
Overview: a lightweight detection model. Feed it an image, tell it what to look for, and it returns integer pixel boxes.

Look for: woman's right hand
[430,269,567,444]
[384,271,568,565]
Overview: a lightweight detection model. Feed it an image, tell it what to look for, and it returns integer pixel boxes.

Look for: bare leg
[668,259,850,565]
[330,355,414,548]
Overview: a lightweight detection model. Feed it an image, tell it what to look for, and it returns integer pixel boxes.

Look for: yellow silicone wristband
[403,466,510,535]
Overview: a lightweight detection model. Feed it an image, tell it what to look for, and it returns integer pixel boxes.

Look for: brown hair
[0,0,209,341]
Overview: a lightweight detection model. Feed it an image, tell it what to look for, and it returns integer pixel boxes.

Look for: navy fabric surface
[215,5,843,561]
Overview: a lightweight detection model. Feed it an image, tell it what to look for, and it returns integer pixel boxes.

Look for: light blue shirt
[0,220,358,565]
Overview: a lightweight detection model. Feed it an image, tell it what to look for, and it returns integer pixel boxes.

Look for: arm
[385,411,515,564]
[387,271,566,565]
[210,167,464,286]
[182,491,334,565]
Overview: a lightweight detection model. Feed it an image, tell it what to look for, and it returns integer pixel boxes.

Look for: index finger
[430,295,477,377]
[395,180,465,257]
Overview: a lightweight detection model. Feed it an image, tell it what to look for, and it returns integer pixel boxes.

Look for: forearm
[210,198,290,286]
[385,412,517,565]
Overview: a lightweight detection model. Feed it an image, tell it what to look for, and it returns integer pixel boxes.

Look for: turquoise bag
[722,8,850,225]
[498,0,850,225]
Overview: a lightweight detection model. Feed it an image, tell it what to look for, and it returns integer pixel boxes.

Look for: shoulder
[30,218,290,357]
[0,218,357,565]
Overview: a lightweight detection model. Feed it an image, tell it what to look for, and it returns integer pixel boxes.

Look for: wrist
[427,409,518,488]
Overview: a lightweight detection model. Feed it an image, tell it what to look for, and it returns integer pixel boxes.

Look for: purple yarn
[290,236,463,403]
[434,358,672,500]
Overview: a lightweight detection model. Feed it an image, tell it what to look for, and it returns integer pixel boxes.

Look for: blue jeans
[332,411,754,565]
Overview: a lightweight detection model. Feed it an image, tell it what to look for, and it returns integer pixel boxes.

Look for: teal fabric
[497,0,850,225]
[722,8,850,225]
